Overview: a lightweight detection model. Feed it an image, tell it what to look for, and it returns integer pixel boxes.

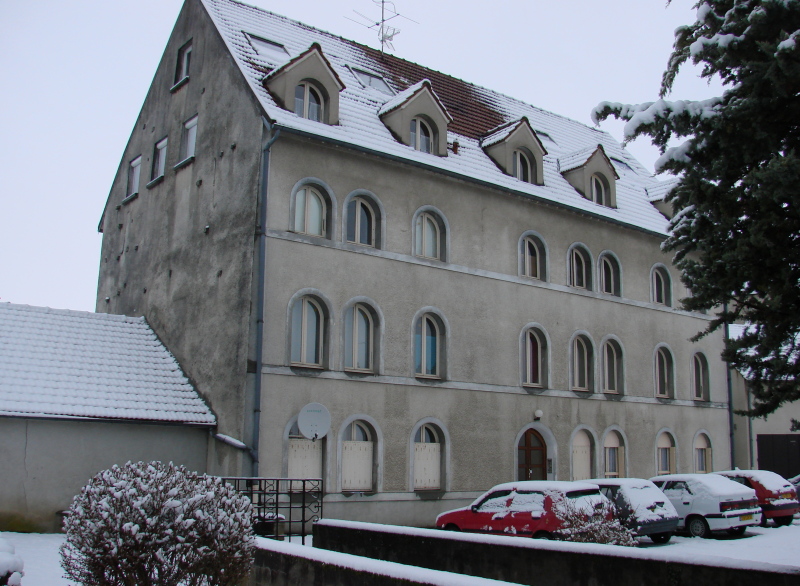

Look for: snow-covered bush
[60,461,254,586]
[0,537,24,586]
[552,496,637,547]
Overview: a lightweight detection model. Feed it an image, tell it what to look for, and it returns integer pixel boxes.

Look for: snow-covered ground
[4,520,799,585]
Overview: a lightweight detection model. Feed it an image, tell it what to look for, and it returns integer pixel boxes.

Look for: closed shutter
[414,443,441,490]
[573,444,592,480]
[342,441,373,491]
[288,438,322,489]
[618,446,626,478]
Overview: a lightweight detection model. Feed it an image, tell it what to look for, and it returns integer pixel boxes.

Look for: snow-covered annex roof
[202,0,673,236]
[0,303,216,426]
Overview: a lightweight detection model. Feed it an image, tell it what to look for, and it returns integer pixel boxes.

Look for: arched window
[413,423,442,490]
[572,429,594,480]
[291,296,324,367]
[655,347,674,398]
[572,335,594,391]
[591,173,611,207]
[652,266,672,306]
[512,149,532,183]
[293,186,327,237]
[410,117,433,153]
[521,235,546,280]
[341,421,375,491]
[694,433,712,473]
[523,328,548,387]
[346,196,376,247]
[693,353,709,401]
[603,339,623,393]
[657,432,676,475]
[599,253,621,296]
[414,211,446,261]
[344,303,375,372]
[287,420,323,484]
[295,82,323,122]
[603,431,625,478]
[569,246,592,290]
[415,313,443,378]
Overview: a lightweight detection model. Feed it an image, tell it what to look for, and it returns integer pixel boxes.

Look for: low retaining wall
[313,520,800,586]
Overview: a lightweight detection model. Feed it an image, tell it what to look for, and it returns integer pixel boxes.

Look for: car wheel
[727,526,746,537]
[687,516,710,538]
[444,524,461,531]
[533,531,552,540]
[774,515,794,527]
[649,532,672,544]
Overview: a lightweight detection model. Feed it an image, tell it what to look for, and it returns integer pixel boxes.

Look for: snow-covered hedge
[60,461,254,586]
[553,496,637,547]
[0,537,24,586]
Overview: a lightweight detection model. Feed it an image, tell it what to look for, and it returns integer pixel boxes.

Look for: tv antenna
[345,1,418,54]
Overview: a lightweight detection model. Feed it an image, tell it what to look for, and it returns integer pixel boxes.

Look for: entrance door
[518,429,547,481]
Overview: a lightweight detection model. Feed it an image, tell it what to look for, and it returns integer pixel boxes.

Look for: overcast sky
[0,0,723,312]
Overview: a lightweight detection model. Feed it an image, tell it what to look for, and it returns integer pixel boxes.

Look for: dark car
[589,478,680,543]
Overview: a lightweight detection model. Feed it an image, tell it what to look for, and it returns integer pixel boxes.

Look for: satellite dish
[297,402,331,440]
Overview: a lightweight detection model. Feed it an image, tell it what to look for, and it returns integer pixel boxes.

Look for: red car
[715,470,799,526]
[435,481,610,539]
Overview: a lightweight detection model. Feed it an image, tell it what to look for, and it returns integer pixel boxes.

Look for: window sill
[174,156,195,171]
[415,374,441,381]
[290,363,324,370]
[522,383,543,389]
[603,390,619,395]
[170,76,189,93]
[146,175,164,189]
[344,368,374,375]
[121,192,139,206]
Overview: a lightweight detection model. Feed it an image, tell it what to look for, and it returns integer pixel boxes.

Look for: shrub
[0,537,24,586]
[60,461,254,586]
[552,495,637,547]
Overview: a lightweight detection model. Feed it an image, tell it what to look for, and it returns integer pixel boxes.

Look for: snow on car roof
[715,470,794,492]
[651,474,756,497]
[484,480,599,493]
[587,478,654,489]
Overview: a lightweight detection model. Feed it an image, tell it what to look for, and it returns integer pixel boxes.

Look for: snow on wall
[0,303,215,425]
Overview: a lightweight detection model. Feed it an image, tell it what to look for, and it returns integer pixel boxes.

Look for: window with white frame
[603,339,623,393]
[572,335,593,391]
[655,347,674,398]
[151,137,168,181]
[694,433,712,473]
[522,235,545,280]
[174,40,192,85]
[524,328,547,387]
[512,149,532,183]
[657,432,676,474]
[341,421,374,491]
[413,423,441,490]
[569,246,592,290]
[599,254,621,296]
[410,117,433,153]
[693,353,709,401]
[179,115,198,162]
[590,173,611,207]
[604,431,625,478]
[293,186,327,237]
[295,82,324,122]
[344,303,374,372]
[127,156,142,198]
[414,211,445,261]
[346,197,376,247]
[291,296,324,367]
[415,313,442,378]
[652,266,672,306]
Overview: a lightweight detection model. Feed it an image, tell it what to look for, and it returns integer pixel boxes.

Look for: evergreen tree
[593,0,800,417]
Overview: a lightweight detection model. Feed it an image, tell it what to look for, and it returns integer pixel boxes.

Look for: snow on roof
[646,176,681,202]
[0,303,215,426]
[558,145,603,174]
[481,480,599,493]
[651,473,756,498]
[716,470,795,493]
[201,0,669,236]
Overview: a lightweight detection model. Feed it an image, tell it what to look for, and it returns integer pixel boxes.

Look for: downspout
[251,117,281,476]
[724,304,736,469]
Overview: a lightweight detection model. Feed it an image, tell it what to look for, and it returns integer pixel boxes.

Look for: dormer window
[295,82,323,122]
[559,144,619,208]
[513,150,532,183]
[410,118,433,153]
[480,118,546,185]
[591,174,610,206]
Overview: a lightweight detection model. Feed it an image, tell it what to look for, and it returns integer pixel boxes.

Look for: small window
[512,150,532,183]
[652,266,672,306]
[291,296,324,367]
[415,313,442,378]
[346,197,375,247]
[655,347,674,398]
[694,433,712,473]
[151,138,168,181]
[603,340,623,393]
[590,174,610,207]
[524,328,547,387]
[295,82,323,122]
[179,115,198,163]
[174,40,192,84]
[410,117,433,153]
[246,34,289,60]
[572,335,593,392]
[293,186,327,237]
[604,431,625,478]
[693,353,709,401]
[352,69,393,94]
[413,423,442,490]
[414,211,444,261]
[345,303,374,372]
[657,432,676,475]
[569,246,592,290]
[127,156,142,198]
[599,254,621,296]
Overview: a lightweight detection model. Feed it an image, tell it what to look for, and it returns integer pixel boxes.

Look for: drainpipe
[251,117,281,477]
[724,304,736,469]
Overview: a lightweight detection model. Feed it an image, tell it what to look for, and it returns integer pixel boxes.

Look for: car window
[728,476,747,486]
[662,481,690,496]
[476,490,512,512]
[508,491,546,513]
[599,487,614,500]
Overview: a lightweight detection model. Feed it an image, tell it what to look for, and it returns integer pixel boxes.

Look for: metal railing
[222,478,323,545]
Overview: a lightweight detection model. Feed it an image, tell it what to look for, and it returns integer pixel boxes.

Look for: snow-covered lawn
[4,519,799,585]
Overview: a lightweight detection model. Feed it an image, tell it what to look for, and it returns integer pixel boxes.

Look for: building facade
[96,0,730,525]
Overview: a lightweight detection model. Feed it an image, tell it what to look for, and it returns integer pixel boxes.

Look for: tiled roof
[203,0,675,235]
[646,176,681,202]
[0,303,216,425]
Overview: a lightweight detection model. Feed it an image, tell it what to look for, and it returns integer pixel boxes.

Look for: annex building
[96,0,729,525]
